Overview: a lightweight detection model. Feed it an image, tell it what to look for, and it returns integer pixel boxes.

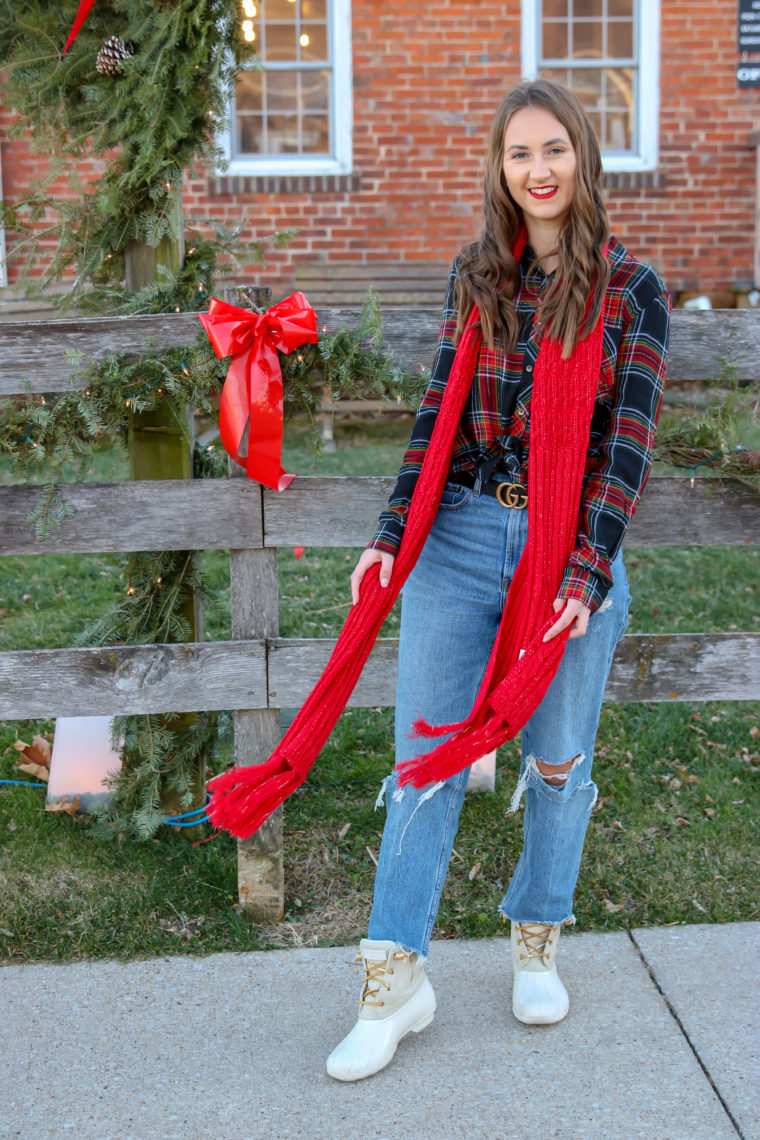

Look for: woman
[325,78,671,1082]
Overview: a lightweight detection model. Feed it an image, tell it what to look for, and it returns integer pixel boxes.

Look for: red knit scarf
[207,231,606,839]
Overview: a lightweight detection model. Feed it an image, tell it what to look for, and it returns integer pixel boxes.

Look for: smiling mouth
[528,186,558,199]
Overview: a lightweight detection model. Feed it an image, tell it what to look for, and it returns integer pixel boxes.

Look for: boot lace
[516,922,554,963]
[358,949,410,1007]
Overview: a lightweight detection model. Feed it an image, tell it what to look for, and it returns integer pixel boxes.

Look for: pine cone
[95,36,135,76]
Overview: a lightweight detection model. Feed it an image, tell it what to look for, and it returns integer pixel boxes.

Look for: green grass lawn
[0,416,758,962]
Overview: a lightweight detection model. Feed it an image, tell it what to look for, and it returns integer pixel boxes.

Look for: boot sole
[512,1002,569,1026]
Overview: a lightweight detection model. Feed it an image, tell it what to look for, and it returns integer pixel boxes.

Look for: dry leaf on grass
[45,795,82,816]
[14,735,52,782]
[468,861,482,881]
[603,899,626,913]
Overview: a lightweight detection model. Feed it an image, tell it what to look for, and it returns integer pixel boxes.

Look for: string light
[125,399,131,407]
[242,20,255,40]
[127,585,135,596]
[165,181,172,191]
[242,0,256,16]
[188,247,196,255]
[156,577,163,584]
[299,33,310,47]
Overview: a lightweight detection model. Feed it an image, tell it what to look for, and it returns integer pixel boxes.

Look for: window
[521,0,660,171]
[222,0,352,176]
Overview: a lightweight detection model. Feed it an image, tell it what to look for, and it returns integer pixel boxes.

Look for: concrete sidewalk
[1,923,757,1140]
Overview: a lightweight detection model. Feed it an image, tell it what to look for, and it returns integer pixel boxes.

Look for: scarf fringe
[206,759,304,840]
[410,714,468,739]
[396,716,511,788]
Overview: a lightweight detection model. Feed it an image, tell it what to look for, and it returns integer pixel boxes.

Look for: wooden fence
[1,305,759,918]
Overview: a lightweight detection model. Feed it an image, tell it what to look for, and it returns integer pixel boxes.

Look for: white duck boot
[326,938,436,1081]
[511,922,569,1025]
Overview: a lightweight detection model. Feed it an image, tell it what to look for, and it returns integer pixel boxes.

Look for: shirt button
[525,363,533,372]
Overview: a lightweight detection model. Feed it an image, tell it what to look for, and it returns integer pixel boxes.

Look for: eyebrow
[506,137,570,150]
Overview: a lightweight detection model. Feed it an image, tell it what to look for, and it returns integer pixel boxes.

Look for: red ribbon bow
[199,292,318,492]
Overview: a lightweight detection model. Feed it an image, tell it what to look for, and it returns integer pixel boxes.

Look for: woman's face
[502,106,577,230]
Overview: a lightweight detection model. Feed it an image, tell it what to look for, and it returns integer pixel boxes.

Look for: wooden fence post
[225,285,284,920]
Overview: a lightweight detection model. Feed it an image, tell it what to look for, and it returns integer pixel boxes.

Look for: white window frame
[521,0,660,172]
[220,0,352,177]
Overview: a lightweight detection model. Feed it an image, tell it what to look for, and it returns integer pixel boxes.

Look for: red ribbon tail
[63,0,98,53]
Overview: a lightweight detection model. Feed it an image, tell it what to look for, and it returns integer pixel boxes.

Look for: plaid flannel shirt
[369,237,671,612]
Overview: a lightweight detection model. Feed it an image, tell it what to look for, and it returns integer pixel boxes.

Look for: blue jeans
[368,481,630,957]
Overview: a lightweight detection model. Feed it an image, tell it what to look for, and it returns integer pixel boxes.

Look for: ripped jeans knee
[508,752,598,815]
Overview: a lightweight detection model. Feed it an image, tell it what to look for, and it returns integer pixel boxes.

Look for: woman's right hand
[350,548,396,604]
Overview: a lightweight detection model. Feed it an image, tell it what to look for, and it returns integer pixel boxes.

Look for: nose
[532,154,550,179]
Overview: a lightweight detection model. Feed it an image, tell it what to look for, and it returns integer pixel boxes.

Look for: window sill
[208,172,361,195]
[602,171,668,191]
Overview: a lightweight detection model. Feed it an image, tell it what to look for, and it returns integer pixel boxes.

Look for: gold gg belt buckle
[495,481,528,510]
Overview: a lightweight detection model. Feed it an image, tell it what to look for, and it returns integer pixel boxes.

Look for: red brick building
[1,0,759,301]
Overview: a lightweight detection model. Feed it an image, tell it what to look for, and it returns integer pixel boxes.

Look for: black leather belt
[450,470,528,509]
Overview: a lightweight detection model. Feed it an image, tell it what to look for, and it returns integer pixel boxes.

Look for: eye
[510,151,530,160]
[547,147,566,155]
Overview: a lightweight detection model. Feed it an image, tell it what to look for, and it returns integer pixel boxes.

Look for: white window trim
[521,0,660,172]
[219,0,352,177]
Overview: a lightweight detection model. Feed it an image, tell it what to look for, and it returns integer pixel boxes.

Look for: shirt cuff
[367,534,402,556]
[557,564,608,613]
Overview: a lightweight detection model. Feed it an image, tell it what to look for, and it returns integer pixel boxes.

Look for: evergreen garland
[0,0,252,305]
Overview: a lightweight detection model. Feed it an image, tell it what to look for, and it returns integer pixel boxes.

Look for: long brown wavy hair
[455,78,610,360]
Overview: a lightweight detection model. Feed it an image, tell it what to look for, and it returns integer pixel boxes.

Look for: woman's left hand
[542,597,592,642]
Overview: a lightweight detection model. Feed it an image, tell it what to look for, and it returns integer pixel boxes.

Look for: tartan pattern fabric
[369,237,671,611]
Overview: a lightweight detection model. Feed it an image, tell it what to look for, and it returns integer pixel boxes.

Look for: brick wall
[2,0,759,298]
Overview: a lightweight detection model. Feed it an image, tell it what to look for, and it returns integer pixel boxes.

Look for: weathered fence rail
[1,305,758,918]
[1,306,760,393]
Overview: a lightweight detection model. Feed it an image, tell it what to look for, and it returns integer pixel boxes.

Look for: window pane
[265,0,298,19]
[236,70,263,112]
[608,0,634,14]
[267,113,299,152]
[566,66,603,110]
[267,68,299,110]
[574,0,603,15]
[299,23,328,61]
[540,66,571,89]
[604,66,633,110]
[543,21,569,59]
[586,110,602,141]
[265,23,298,60]
[542,0,567,15]
[604,109,631,150]
[608,19,634,58]
[572,19,603,59]
[302,113,329,153]
[239,115,265,153]
[301,69,329,111]
[301,0,326,15]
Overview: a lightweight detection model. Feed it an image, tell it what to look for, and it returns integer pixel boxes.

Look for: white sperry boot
[326,938,436,1081]
[511,922,569,1025]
